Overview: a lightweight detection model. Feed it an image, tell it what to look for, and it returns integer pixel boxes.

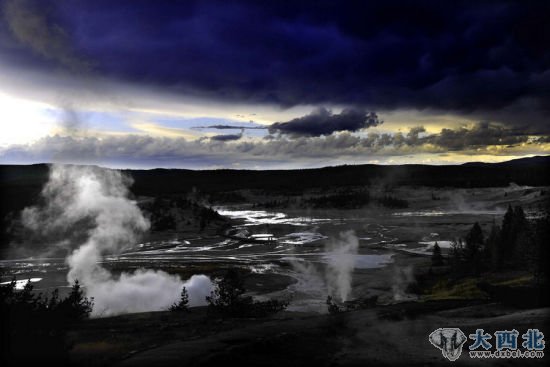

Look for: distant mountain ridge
[461,155,550,167]
[1,155,549,189]
[1,156,549,245]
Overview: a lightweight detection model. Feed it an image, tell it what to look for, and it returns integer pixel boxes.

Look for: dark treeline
[300,192,408,209]
[422,202,550,309]
[429,204,550,307]
[140,196,225,232]
[169,268,288,317]
[446,205,549,279]
[205,269,288,318]
[246,188,408,210]
[0,279,93,365]
[128,156,550,195]
[1,156,549,246]
[1,155,548,208]
[376,195,409,209]
[302,190,371,209]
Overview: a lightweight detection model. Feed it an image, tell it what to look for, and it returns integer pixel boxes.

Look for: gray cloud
[194,124,265,130]
[210,129,244,142]
[268,107,382,137]
[210,134,242,141]
[1,122,547,168]
[3,0,90,71]
[423,122,530,150]
[59,103,88,135]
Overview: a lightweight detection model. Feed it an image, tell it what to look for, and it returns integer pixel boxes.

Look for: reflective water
[1,205,499,311]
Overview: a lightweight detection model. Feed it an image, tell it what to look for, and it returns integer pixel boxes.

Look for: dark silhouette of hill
[126,156,550,196]
[1,156,549,245]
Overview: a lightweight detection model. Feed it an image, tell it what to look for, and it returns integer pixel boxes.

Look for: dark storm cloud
[210,134,242,142]
[2,0,90,71]
[269,108,381,137]
[423,122,529,150]
[378,122,533,151]
[194,124,265,130]
[210,129,244,141]
[1,0,549,130]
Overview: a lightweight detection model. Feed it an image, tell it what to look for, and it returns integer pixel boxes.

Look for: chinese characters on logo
[430,327,545,361]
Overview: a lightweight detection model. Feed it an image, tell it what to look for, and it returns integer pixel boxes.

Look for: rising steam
[290,230,359,304]
[325,230,359,302]
[22,164,212,317]
[391,265,415,301]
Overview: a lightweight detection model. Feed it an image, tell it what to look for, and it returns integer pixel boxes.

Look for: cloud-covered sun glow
[0,93,57,147]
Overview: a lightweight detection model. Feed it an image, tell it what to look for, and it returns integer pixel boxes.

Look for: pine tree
[465,222,484,259]
[206,269,248,313]
[59,280,94,320]
[500,205,515,256]
[431,242,444,266]
[485,223,501,270]
[170,287,189,312]
[500,205,529,267]
[534,213,550,283]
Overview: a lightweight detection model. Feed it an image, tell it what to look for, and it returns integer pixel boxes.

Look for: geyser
[325,230,359,302]
[22,164,213,317]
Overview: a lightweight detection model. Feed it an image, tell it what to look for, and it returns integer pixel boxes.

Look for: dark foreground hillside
[37,302,550,367]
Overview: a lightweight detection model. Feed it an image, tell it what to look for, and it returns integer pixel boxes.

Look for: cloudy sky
[0,0,549,169]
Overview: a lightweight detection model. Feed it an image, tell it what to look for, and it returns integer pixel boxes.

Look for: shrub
[206,269,288,317]
[0,279,93,365]
[169,287,189,312]
[431,242,444,266]
[56,280,94,320]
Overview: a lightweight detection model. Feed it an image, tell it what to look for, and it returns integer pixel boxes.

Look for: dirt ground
[65,301,549,367]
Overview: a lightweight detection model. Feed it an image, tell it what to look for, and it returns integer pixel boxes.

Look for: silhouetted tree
[465,222,484,259]
[170,287,189,312]
[450,238,461,259]
[431,242,444,266]
[207,269,247,311]
[484,223,501,270]
[206,269,287,317]
[499,205,529,267]
[533,212,550,284]
[0,279,93,365]
[58,280,94,320]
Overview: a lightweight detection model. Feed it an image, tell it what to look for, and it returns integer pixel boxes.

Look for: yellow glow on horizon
[131,122,203,140]
[128,103,315,126]
[378,109,478,135]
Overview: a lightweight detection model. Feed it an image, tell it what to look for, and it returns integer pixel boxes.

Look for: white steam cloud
[290,230,359,304]
[325,230,359,302]
[22,164,213,317]
[91,273,213,317]
[392,265,415,301]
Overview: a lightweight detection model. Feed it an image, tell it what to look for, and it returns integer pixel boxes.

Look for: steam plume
[290,230,359,304]
[391,265,414,301]
[22,164,212,317]
[325,230,359,302]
